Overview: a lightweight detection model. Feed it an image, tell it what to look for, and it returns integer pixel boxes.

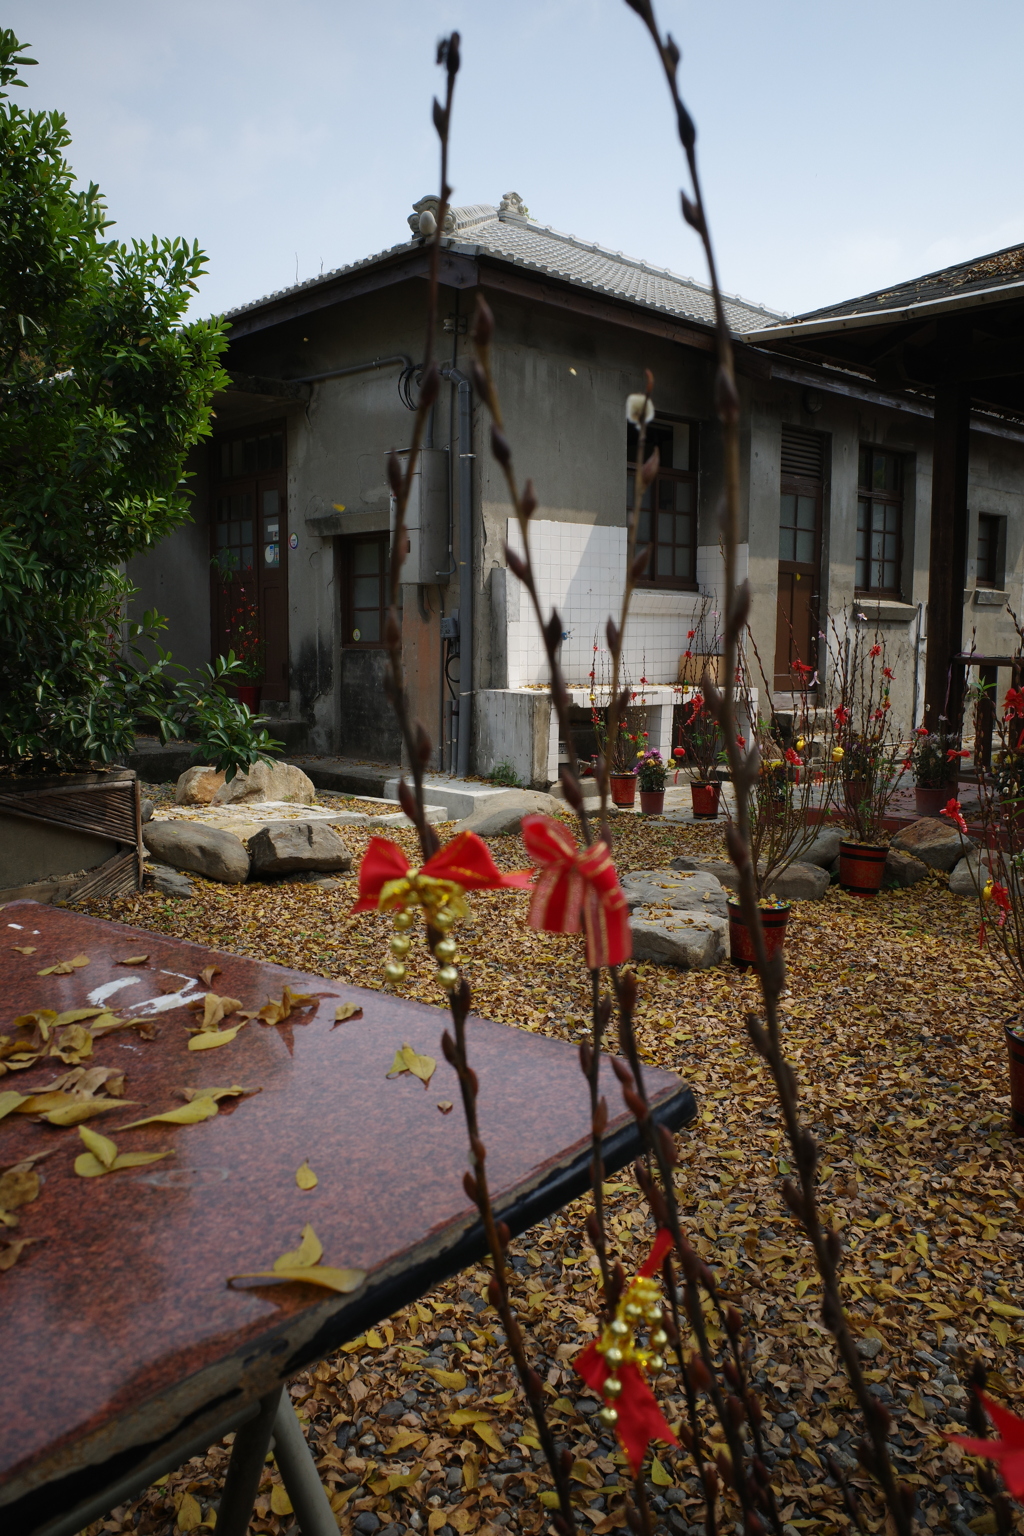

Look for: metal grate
[781,427,824,482]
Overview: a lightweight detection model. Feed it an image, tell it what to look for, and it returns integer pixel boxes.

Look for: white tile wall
[504,521,748,686]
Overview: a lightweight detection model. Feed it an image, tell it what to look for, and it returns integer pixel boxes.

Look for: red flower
[948,1391,1024,1499]
[351,831,531,914]
[869,643,882,657]
[784,748,801,765]
[687,629,696,640]
[640,676,648,685]
[1005,687,1024,719]
[834,705,849,725]
[883,666,894,679]
[520,815,631,969]
[941,799,969,835]
[737,734,746,750]
[792,659,813,674]
[947,748,970,760]
[915,725,930,736]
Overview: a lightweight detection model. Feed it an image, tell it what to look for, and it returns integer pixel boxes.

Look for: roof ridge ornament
[498,190,530,221]
[408,195,455,237]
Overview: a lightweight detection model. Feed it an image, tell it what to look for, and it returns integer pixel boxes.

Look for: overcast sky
[7,1,1024,322]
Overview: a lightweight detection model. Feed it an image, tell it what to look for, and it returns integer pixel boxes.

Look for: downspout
[442,363,473,777]
[287,353,412,385]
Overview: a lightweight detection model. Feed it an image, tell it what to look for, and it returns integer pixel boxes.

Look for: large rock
[890,816,973,872]
[453,789,565,838]
[621,868,729,920]
[949,849,992,897]
[143,821,250,884]
[212,761,315,806]
[670,853,828,901]
[146,862,194,898]
[886,848,929,888]
[788,827,844,869]
[175,765,226,805]
[631,909,727,969]
[247,821,353,876]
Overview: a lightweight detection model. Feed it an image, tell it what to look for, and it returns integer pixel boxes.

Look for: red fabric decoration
[350,830,532,913]
[639,1226,674,1278]
[941,798,969,835]
[520,814,632,969]
[575,1351,678,1474]
[948,1391,1024,1499]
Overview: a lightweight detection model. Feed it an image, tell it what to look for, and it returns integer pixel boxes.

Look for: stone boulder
[949,849,993,897]
[143,821,250,884]
[670,853,828,901]
[890,816,973,872]
[247,821,353,876]
[886,848,929,888]
[141,798,155,824]
[212,761,315,806]
[453,789,565,838]
[631,910,727,969]
[621,868,729,920]
[788,827,844,869]
[175,765,226,805]
[146,862,194,898]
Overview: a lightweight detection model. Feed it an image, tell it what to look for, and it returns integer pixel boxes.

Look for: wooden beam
[924,317,972,730]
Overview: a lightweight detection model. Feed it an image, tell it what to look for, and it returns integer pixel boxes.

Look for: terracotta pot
[236,683,262,712]
[639,789,665,815]
[1007,1020,1024,1136]
[609,773,637,807]
[844,778,869,811]
[727,897,791,967]
[914,784,956,817]
[839,840,888,896]
[690,781,721,819]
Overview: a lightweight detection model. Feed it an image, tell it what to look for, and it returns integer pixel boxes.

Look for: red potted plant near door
[829,624,903,895]
[637,749,667,814]
[910,725,961,816]
[677,693,723,818]
[224,580,264,714]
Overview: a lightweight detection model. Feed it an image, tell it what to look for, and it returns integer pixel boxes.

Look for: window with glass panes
[856,446,903,596]
[214,429,284,578]
[343,535,389,646]
[977,514,1001,589]
[626,419,697,588]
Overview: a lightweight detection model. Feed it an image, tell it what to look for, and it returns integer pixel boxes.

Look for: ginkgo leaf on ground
[181,1084,258,1103]
[41,1098,137,1127]
[277,1224,322,1269]
[386,1043,436,1087]
[242,987,318,1026]
[0,1091,26,1122]
[269,1486,292,1517]
[650,1455,673,1487]
[79,1124,117,1168]
[11,945,35,955]
[115,1098,219,1130]
[74,1124,172,1178]
[176,1491,202,1533]
[37,953,90,976]
[199,965,221,987]
[333,1002,362,1025]
[116,955,149,966]
[189,993,242,1032]
[0,1237,39,1271]
[295,1161,318,1190]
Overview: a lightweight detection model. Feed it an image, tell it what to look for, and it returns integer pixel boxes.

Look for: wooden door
[774,428,823,690]
[210,425,289,703]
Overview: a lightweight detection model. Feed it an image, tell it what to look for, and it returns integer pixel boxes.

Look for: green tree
[0,31,276,775]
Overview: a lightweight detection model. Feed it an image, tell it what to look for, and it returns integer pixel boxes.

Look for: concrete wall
[127,443,212,677]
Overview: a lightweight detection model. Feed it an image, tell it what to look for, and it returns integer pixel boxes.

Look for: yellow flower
[831,746,845,762]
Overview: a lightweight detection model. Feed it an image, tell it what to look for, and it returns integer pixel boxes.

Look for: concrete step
[292,757,395,798]
[382,774,513,821]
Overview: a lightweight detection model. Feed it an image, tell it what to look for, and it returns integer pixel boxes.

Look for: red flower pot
[839,840,888,896]
[1007,1020,1024,1136]
[914,784,957,817]
[690,781,721,819]
[609,774,637,807]
[236,683,262,713]
[639,790,665,815]
[727,897,791,967]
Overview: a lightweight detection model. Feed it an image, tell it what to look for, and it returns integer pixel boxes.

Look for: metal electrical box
[389,448,449,583]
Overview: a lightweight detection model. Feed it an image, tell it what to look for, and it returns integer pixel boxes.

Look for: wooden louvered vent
[781,427,824,482]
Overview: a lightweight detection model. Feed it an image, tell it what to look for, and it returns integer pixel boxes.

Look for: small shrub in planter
[909,725,962,815]
[637,749,666,813]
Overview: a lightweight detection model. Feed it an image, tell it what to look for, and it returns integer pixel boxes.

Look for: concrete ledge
[383,776,509,821]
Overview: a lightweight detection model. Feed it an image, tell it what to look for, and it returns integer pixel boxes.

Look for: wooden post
[924,318,972,732]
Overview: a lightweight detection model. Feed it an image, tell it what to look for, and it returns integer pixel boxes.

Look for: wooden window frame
[627,417,699,591]
[976,512,1002,590]
[341,532,390,649]
[855,446,904,599]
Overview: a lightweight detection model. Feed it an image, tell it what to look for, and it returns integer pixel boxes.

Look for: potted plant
[827,624,905,896]
[910,725,960,816]
[589,655,648,806]
[676,693,723,817]
[637,749,667,814]
[727,895,792,969]
[222,579,265,712]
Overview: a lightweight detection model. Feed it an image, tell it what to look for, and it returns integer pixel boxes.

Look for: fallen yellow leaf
[270,1486,292,1517]
[333,1002,363,1025]
[177,1491,202,1532]
[79,1124,117,1169]
[989,1299,1024,1319]
[190,993,243,1031]
[11,945,35,955]
[37,953,90,976]
[0,1090,26,1122]
[473,1422,503,1453]
[228,1263,365,1294]
[295,1160,318,1190]
[426,1368,467,1390]
[74,1124,172,1177]
[275,1224,322,1268]
[0,1163,39,1214]
[0,1236,38,1271]
[189,1025,245,1052]
[115,1099,219,1130]
[117,955,149,966]
[650,1455,672,1487]
[182,1084,257,1103]
[386,1429,425,1455]
[436,1100,453,1114]
[42,1098,136,1127]
[386,1464,422,1492]
[449,1409,490,1426]
[387,1043,437,1088]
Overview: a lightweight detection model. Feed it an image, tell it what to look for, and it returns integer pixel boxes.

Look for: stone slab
[452,789,565,838]
[621,869,729,920]
[247,821,353,876]
[631,909,728,969]
[890,816,973,872]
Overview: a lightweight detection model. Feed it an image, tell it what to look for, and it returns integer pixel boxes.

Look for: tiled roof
[792,241,1024,323]
[225,198,781,334]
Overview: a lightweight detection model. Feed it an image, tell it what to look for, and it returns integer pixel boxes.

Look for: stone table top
[0,901,693,1532]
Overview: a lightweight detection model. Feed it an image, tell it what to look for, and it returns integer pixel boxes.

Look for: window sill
[630,587,702,617]
[854,597,918,624]
[972,587,1008,607]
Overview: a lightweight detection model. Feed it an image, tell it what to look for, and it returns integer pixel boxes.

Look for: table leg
[216,1388,282,1536]
[271,1394,339,1536]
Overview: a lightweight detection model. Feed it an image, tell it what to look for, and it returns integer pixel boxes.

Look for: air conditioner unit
[389,448,449,584]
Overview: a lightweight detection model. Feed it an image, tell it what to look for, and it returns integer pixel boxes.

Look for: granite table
[0,901,696,1536]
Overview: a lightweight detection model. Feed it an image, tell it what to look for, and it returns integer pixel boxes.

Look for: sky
[6,0,1024,322]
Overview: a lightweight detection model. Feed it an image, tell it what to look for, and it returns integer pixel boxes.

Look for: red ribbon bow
[520,814,632,969]
[350,830,532,914]
[948,1391,1024,1499]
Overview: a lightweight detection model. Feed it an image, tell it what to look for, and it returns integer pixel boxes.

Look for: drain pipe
[287,354,412,385]
[442,364,473,778]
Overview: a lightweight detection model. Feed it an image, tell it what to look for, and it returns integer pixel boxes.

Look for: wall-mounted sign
[288,532,299,550]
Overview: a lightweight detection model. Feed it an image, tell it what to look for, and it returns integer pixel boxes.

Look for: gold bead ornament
[594,1271,666,1423]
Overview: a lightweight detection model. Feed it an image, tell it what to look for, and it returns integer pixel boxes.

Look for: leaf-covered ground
[79,811,1023,1536]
